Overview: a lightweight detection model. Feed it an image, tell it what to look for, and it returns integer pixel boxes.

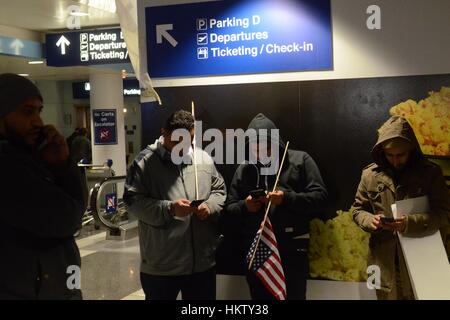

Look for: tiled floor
[76,233,376,300]
[121,289,145,300]
[81,251,141,300]
[77,233,141,300]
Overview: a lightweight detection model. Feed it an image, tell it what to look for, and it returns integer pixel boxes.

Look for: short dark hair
[164,110,194,132]
[78,127,88,136]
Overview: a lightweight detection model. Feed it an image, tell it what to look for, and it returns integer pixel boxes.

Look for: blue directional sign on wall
[146,0,333,78]
[72,79,141,99]
[46,28,130,67]
[0,35,43,59]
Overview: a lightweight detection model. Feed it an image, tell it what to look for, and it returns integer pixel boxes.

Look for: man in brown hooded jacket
[352,116,449,300]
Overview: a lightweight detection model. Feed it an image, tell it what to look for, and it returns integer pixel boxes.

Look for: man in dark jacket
[0,73,86,299]
[352,116,450,300]
[225,113,328,300]
[66,127,80,153]
[70,127,92,163]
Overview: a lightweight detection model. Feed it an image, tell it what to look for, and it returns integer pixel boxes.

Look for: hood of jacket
[371,116,424,167]
[247,113,286,148]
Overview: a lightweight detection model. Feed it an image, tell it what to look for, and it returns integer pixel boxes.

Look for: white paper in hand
[392,196,450,300]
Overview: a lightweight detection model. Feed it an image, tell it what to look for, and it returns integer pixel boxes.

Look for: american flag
[247,216,286,300]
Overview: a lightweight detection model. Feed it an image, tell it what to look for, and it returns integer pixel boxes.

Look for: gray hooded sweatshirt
[124,139,226,276]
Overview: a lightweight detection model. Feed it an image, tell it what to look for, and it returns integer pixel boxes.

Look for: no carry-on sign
[93,109,118,145]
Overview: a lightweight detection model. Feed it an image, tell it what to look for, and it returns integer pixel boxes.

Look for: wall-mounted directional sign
[72,79,141,99]
[146,0,332,78]
[46,28,130,67]
[0,35,43,59]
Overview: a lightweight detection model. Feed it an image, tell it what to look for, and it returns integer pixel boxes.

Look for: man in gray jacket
[124,110,226,300]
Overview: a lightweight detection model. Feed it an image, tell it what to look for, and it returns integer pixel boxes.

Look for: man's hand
[34,125,69,167]
[267,190,284,206]
[193,203,211,221]
[245,196,263,213]
[382,216,407,232]
[172,199,193,217]
[368,213,382,231]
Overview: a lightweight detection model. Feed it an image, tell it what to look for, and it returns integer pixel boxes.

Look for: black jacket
[0,140,86,299]
[225,114,328,254]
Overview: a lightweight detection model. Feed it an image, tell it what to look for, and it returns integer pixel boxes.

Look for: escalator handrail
[90,175,127,231]
[78,164,112,170]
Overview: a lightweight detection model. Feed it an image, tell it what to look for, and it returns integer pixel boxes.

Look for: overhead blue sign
[73,79,141,99]
[0,35,43,59]
[146,0,333,77]
[93,109,118,145]
[46,28,130,67]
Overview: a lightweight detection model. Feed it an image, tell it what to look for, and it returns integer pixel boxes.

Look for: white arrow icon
[10,39,24,55]
[56,35,71,55]
[156,24,178,47]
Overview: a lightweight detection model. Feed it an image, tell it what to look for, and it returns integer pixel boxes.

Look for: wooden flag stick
[248,141,290,270]
[191,101,199,200]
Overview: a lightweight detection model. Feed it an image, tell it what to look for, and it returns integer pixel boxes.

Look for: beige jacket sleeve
[352,171,378,233]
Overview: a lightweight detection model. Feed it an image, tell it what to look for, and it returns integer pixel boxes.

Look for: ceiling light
[123,108,128,113]
[79,0,117,13]
[28,61,44,65]
[18,74,29,77]
[70,11,90,17]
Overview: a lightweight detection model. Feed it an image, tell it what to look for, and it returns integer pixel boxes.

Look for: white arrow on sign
[56,35,71,55]
[10,39,24,55]
[156,24,178,47]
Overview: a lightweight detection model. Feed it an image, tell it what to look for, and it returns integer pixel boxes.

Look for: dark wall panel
[140,73,450,274]
[141,81,300,187]
[299,74,450,213]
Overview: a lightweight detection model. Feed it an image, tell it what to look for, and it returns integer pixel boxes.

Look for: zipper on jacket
[252,164,260,188]
[178,164,196,274]
[252,163,270,191]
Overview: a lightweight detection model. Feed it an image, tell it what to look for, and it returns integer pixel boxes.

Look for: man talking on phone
[352,116,449,300]
[0,74,86,299]
[124,110,226,300]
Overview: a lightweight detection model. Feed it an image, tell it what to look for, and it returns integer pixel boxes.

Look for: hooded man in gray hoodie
[124,110,226,300]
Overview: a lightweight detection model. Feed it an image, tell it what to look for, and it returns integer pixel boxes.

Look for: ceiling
[0,54,127,81]
[0,0,119,31]
[0,0,125,80]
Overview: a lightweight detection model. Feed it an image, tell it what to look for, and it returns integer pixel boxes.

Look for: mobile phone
[249,189,266,199]
[190,199,206,207]
[34,129,48,151]
[380,217,397,224]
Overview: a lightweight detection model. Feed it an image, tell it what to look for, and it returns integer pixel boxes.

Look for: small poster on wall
[93,109,118,145]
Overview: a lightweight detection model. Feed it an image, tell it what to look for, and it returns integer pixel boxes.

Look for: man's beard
[391,160,412,174]
[3,122,35,152]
